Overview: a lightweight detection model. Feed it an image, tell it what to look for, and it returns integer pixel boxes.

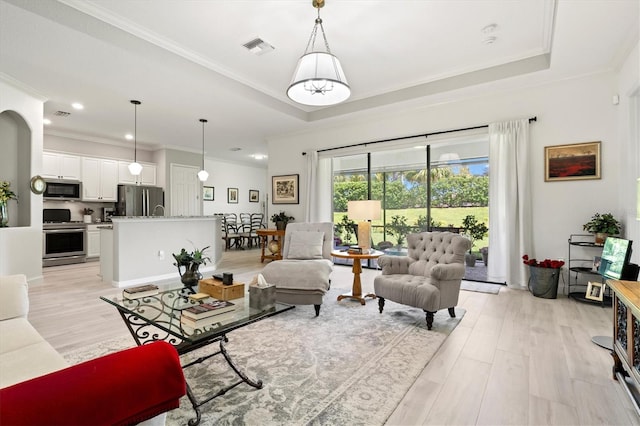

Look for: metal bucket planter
[528,266,560,299]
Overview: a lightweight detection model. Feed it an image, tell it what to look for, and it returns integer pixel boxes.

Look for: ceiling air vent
[53,111,71,117]
[242,38,274,56]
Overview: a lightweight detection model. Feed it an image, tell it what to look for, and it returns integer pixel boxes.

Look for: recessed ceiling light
[71,102,84,110]
[43,118,51,125]
[252,154,266,160]
[230,147,242,152]
[125,134,133,140]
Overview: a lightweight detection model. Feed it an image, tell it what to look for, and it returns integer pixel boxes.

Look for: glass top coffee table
[101,284,294,426]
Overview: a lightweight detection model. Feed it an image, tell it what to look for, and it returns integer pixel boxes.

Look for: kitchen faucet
[152,205,165,216]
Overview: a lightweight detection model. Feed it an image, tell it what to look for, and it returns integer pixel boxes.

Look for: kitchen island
[102,216,222,287]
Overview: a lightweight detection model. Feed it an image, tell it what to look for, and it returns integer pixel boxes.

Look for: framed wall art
[203,186,214,201]
[249,190,259,203]
[227,187,238,204]
[272,174,299,204]
[545,141,601,182]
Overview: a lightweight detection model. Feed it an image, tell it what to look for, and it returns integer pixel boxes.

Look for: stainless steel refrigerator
[116,184,164,217]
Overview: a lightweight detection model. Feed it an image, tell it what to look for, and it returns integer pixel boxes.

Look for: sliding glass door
[330,134,490,281]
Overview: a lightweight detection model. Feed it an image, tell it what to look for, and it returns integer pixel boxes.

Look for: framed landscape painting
[545,141,601,182]
[203,186,214,201]
[227,187,238,204]
[272,174,299,204]
[249,190,259,203]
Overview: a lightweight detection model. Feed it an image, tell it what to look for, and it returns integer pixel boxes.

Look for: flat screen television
[598,237,633,280]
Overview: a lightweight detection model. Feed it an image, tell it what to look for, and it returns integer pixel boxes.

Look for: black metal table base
[181,335,263,426]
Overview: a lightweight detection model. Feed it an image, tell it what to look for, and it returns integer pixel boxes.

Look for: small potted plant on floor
[582,212,621,245]
[271,211,294,230]
[462,215,488,267]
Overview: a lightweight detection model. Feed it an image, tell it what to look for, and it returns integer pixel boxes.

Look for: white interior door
[170,164,201,216]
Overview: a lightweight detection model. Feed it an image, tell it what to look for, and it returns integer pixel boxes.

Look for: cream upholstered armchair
[373,231,470,329]
[261,222,333,316]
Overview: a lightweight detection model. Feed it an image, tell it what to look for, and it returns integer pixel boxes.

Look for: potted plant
[82,208,94,223]
[172,245,210,288]
[0,181,17,227]
[582,212,621,245]
[271,211,294,230]
[462,215,488,267]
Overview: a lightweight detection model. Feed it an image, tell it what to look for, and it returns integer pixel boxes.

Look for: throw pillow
[286,231,324,260]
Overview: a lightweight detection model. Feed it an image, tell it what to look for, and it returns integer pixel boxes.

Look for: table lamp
[348,200,382,253]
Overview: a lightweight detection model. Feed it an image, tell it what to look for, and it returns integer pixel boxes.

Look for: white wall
[268,71,629,283]
[0,77,45,280]
[201,157,268,216]
[615,40,639,265]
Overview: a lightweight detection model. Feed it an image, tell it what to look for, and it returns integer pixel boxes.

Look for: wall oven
[43,179,82,201]
[43,209,86,267]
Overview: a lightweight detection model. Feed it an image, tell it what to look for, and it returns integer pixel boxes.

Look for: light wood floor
[29,249,639,425]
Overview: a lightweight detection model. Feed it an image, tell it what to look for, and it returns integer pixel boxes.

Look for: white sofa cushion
[0,318,68,388]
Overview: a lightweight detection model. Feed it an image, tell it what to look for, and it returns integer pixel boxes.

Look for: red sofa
[0,341,186,425]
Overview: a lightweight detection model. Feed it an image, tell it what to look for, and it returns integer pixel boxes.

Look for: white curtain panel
[487,119,532,288]
[304,150,318,222]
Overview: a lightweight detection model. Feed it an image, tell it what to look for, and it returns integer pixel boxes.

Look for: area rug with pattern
[63,288,464,426]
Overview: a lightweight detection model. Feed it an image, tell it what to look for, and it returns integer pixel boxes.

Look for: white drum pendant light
[128,100,143,176]
[197,119,209,182]
[287,0,350,106]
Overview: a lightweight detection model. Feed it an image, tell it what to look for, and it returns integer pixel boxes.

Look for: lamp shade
[128,161,142,176]
[348,200,382,221]
[287,52,350,106]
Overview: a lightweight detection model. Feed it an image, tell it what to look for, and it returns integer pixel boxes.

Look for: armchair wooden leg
[378,297,385,313]
[448,307,456,318]
[314,304,320,317]
[425,311,435,330]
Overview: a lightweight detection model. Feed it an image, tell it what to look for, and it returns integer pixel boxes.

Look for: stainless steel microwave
[43,179,82,200]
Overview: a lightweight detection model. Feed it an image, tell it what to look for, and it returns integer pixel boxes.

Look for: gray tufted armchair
[373,231,471,329]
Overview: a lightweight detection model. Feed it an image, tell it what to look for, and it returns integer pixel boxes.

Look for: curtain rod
[314,116,537,154]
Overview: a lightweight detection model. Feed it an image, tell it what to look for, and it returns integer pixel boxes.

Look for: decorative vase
[267,240,280,255]
[480,247,489,266]
[0,201,8,227]
[595,232,608,245]
[178,263,202,288]
[275,221,286,231]
[527,266,560,299]
[465,253,476,267]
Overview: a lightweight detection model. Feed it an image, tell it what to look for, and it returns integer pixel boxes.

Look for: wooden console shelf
[609,279,640,415]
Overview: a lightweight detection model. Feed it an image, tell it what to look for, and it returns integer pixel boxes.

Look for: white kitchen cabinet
[118,161,157,186]
[42,152,81,180]
[82,157,118,201]
[86,225,101,258]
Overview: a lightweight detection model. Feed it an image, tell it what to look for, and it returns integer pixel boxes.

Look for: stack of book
[123,284,159,300]
[347,245,363,254]
[180,300,236,329]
